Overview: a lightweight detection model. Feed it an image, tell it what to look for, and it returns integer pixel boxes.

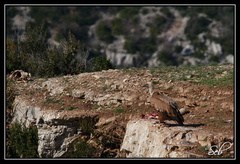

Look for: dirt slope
[11,64,234,158]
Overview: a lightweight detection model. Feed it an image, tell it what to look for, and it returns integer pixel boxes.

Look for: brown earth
[10,64,234,158]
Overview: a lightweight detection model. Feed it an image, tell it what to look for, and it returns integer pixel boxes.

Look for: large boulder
[120,119,232,158]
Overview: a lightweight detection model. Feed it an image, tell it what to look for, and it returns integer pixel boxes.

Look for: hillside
[6,64,234,158]
[6,6,234,68]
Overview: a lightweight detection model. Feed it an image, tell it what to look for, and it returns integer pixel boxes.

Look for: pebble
[202,97,207,101]
[225,120,232,123]
[179,108,189,115]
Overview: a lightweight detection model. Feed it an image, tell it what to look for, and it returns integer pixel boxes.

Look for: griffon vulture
[143,82,184,125]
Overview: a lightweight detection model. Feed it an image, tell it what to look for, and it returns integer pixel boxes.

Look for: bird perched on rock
[143,82,184,125]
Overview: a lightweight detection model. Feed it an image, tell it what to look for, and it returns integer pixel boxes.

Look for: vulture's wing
[150,92,184,125]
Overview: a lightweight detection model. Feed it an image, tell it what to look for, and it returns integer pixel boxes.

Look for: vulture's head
[142,82,155,96]
[142,82,168,96]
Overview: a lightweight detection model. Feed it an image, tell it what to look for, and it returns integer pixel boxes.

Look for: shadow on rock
[167,123,205,127]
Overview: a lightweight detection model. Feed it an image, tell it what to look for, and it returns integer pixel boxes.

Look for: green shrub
[6,123,39,158]
[124,36,156,55]
[123,37,138,54]
[119,7,140,19]
[10,21,49,76]
[7,21,114,77]
[141,8,149,15]
[69,138,96,158]
[138,37,156,54]
[160,7,175,19]
[147,9,175,36]
[174,45,183,54]
[6,79,16,110]
[57,32,89,75]
[91,56,114,72]
[22,21,49,56]
[114,106,125,114]
[111,18,124,35]
[185,16,211,40]
[6,79,16,127]
[190,39,207,59]
[95,22,115,44]
[6,41,20,73]
[79,117,97,135]
[157,50,176,66]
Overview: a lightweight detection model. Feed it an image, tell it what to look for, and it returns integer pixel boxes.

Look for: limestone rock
[12,95,41,127]
[11,95,98,158]
[42,78,64,95]
[120,119,210,158]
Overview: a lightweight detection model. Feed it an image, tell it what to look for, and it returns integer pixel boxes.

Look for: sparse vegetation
[5,63,233,158]
[111,18,124,35]
[96,21,115,44]
[6,79,16,110]
[69,138,96,158]
[157,50,177,66]
[150,65,233,88]
[185,16,211,41]
[6,21,114,77]
[68,106,78,111]
[6,123,39,158]
[114,106,125,114]
[79,117,97,135]
[6,6,234,68]
[92,56,114,72]
[147,8,175,36]
[102,86,109,91]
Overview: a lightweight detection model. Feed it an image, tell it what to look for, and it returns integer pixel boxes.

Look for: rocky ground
[9,64,234,158]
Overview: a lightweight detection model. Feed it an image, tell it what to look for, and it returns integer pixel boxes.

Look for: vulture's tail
[175,110,184,125]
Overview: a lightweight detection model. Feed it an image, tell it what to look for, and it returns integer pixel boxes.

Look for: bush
[123,37,138,54]
[111,18,124,35]
[7,21,114,78]
[124,37,156,55]
[6,40,19,73]
[160,7,175,19]
[69,138,96,158]
[22,21,49,55]
[10,21,50,76]
[119,7,140,20]
[95,22,115,44]
[185,16,211,40]
[78,117,97,135]
[138,37,156,54]
[57,32,89,75]
[21,25,89,76]
[6,79,16,111]
[6,123,39,158]
[157,50,176,66]
[91,56,114,72]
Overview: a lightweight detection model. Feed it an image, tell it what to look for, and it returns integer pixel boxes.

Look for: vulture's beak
[142,84,149,87]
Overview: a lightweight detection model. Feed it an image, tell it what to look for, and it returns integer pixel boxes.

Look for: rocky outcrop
[120,119,233,158]
[9,65,234,158]
[12,95,98,158]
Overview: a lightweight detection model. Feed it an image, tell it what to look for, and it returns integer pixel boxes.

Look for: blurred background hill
[6,5,234,70]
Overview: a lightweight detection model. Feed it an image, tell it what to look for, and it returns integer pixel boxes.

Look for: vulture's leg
[158,113,167,123]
